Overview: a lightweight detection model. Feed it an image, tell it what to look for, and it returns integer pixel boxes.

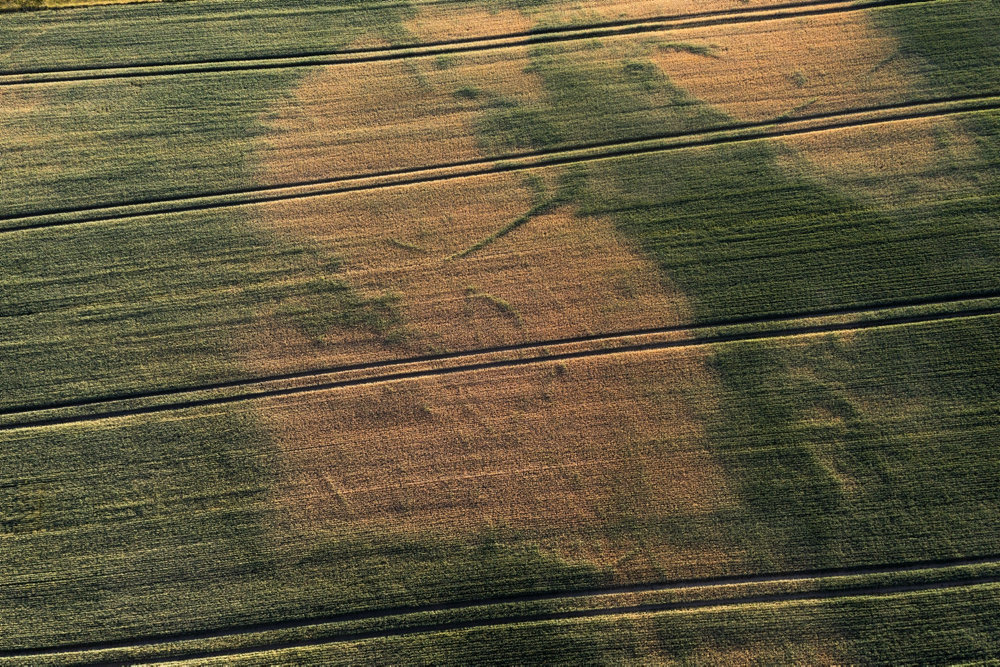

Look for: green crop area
[2,0,999,663]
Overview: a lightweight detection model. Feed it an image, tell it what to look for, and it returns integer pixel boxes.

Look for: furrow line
[116,577,1000,665]
[3,93,999,234]
[3,297,998,432]
[5,287,998,419]
[5,555,998,663]
[0,0,938,86]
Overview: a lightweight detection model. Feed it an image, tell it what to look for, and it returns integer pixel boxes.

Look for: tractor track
[3,555,998,663]
[2,293,998,431]
[4,287,998,419]
[0,0,939,86]
[3,93,999,234]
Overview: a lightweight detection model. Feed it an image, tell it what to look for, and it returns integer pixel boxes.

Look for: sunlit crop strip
[3,94,997,234]
[0,0,937,86]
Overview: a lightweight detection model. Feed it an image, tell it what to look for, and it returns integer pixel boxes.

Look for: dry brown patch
[258,47,542,184]
[249,3,728,577]
[265,348,733,575]
[407,5,532,43]
[0,89,41,115]
[560,0,800,18]
[651,12,911,121]
[245,171,687,377]
[259,60,479,184]
[777,116,985,208]
[251,33,685,376]
[0,88,63,196]
[652,11,983,208]
[405,0,792,43]
[510,0,807,32]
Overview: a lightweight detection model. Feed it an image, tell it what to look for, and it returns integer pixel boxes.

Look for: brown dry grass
[259,60,478,183]
[0,90,41,115]
[0,89,63,192]
[264,347,733,575]
[650,12,911,121]
[408,0,811,42]
[259,48,543,184]
[650,11,983,209]
[532,0,795,30]
[248,3,725,578]
[245,171,688,377]
[252,28,686,376]
[407,5,533,43]
[777,116,985,208]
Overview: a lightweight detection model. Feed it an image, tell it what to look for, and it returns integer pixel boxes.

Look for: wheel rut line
[0,290,1000,420]
[0,0,938,86]
[5,555,999,662]
[3,93,999,234]
[7,91,995,224]
[126,576,1000,665]
[3,298,999,432]
[4,288,997,420]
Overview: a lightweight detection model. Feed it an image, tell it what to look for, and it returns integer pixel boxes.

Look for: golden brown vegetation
[651,11,983,209]
[251,32,687,375]
[410,0,815,42]
[253,28,722,568]
[778,116,985,208]
[650,12,911,120]
[264,348,733,574]
[245,171,688,376]
[259,48,543,183]
[406,5,533,43]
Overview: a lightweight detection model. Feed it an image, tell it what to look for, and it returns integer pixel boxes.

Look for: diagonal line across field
[0,0,939,86]
[2,293,999,431]
[3,555,998,664]
[3,94,1000,234]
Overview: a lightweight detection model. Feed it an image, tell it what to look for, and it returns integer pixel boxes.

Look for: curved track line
[5,288,998,420]
[3,555,997,662]
[3,296,998,431]
[121,577,1000,665]
[0,0,937,86]
[3,94,999,234]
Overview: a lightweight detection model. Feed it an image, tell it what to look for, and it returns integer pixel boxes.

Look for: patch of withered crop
[407,0,804,43]
[776,116,985,209]
[257,46,543,185]
[0,89,42,116]
[247,29,552,375]
[243,169,688,377]
[650,12,911,121]
[249,27,684,374]
[258,60,479,184]
[407,5,532,43]
[245,1,740,579]
[265,347,735,577]
[0,88,63,197]
[651,10,984,212]
[512,0,802,32]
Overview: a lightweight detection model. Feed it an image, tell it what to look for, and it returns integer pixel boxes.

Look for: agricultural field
[1,0,999,663]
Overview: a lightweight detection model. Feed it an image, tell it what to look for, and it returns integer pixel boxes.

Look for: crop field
[1,0,999,663]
